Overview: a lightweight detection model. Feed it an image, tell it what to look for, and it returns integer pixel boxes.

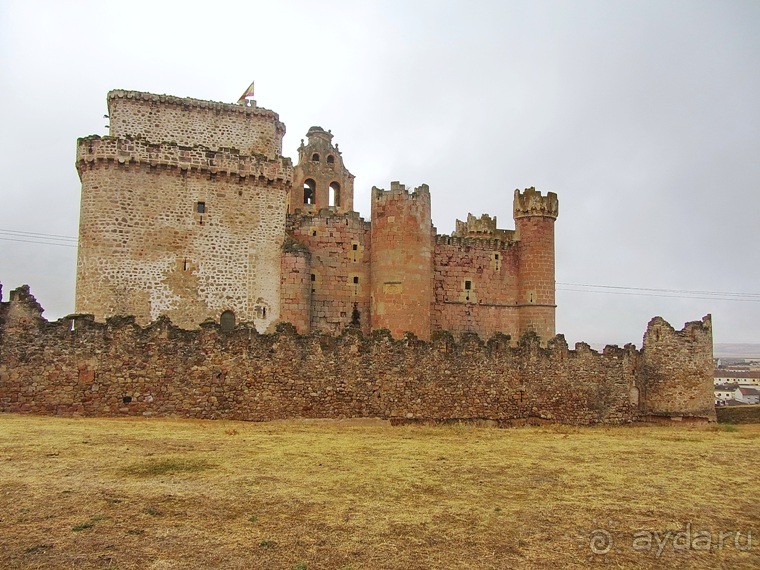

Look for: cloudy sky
[1,0,758,347]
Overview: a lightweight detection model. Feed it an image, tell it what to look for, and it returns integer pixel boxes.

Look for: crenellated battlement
[108,90,284,123]
[513,187,559,219]
[107,89,285,159]
[286,209,370,231]
[373,181,431,202]
[76,136,293,185]
[452,213,516,241]
[434,234,516,249]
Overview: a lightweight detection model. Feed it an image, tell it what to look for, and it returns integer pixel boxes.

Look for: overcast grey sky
[1,0,758,347]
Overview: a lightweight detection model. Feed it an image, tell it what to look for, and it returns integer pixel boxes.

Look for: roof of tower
[305,126,334,143]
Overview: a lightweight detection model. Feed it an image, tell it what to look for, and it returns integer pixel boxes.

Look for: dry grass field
[0,414,757,570]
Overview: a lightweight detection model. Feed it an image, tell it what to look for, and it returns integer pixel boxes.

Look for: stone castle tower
[75,89,559,343]
[75,91,291,331]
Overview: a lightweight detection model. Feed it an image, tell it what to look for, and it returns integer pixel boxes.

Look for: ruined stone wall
[0,287,715,425]
[641,315,716,420]
[433,236,521,340]
[285,212,371,335]
[107,90,285,158]
[75,137,290,331]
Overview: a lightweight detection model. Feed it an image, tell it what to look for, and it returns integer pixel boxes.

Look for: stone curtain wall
[433,236,520,340]
[0,286,716,424]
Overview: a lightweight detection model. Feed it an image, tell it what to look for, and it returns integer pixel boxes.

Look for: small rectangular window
[311,274,316,282]
[352,244,358,251]
[196,201,206,214]
[353,276,359,284]
[465,280,472,290]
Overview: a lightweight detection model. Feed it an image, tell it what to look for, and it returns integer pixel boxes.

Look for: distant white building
[715,383,760,406]
[714,384,737,406]
[735,386,760,405]
[713,370,760,386]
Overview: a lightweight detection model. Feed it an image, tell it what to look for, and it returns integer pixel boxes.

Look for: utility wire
[0,227,78,248]
[557,287,760,303]
[0,229,77,242]
[0,236,78,248]
[557,281,760,298]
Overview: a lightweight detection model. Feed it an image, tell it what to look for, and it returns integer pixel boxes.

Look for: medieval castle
[0,89,716,425]
[74,90,558,342]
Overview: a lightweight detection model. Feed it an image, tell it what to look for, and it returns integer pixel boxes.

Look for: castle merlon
[372,181,431,200]
[287,209,369,226]
[513,187,559,219]
[434,234,517,249]
[75,136,293,183]
[107,90,285,132]
[452,213,517,241]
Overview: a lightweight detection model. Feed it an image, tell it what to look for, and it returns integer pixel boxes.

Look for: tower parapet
[453,213,515,241]
[513,187,559,220]
[107,90,285,159]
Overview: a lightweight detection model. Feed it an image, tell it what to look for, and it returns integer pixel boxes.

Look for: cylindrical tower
[370,182,434,340]
[513,187,559,343]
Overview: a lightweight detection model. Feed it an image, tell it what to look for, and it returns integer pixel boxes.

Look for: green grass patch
[72,522,94,532]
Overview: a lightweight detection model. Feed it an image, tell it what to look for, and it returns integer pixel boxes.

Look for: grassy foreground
[0,414,757,570]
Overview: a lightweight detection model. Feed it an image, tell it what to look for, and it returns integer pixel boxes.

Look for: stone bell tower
[289,126,355,214]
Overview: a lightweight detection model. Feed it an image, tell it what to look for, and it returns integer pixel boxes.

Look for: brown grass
[0,414,757,569]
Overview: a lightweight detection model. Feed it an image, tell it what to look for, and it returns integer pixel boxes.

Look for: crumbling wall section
[640,315,716,421]
[0,287,714,425]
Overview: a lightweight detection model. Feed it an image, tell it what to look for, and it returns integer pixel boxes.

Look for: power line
[557,287,760,303]
[0,228,77,242]
[557,281,760,298]
[0,236,78,248]
[0,227,78,249]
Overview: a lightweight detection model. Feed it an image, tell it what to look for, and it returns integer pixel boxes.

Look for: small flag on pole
[237,81,255,105]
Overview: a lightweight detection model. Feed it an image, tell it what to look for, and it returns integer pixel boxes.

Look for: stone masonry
[0,286,716,424]
[75,89,558,343]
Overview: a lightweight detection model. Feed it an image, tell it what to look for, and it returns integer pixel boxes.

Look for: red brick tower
[513,187,559,343]
[370,182,434,340]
